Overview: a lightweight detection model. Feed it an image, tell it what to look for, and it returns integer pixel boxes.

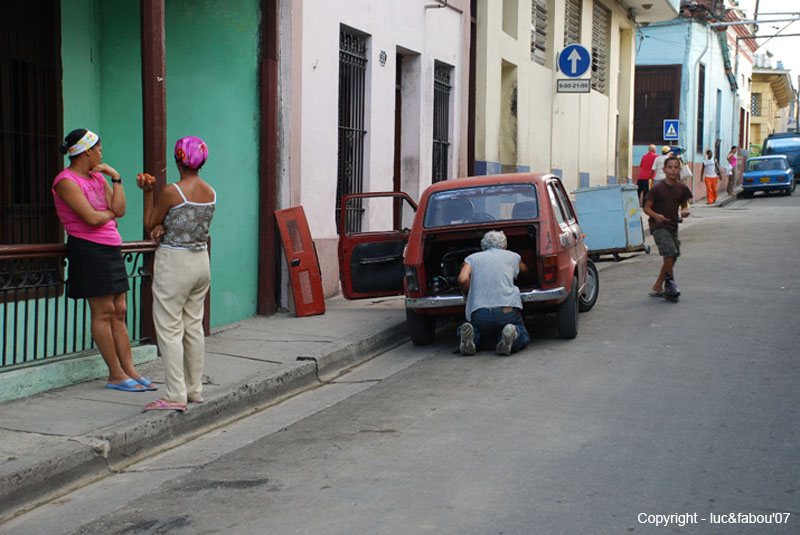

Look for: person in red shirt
[637,144,658,207]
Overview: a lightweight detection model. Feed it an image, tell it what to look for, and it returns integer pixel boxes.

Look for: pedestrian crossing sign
[663,120,679,140]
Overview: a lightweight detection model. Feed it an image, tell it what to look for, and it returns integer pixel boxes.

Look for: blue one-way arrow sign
[558,44,591,78]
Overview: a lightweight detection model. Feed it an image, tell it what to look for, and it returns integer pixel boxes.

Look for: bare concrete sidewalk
[0,296,407,522]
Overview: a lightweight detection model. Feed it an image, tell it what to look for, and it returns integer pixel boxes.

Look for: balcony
[621,0,680,23]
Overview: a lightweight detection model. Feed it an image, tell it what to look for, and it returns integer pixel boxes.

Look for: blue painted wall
[634,19,739,165]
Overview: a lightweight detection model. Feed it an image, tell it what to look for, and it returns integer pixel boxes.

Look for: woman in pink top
[52,128,155,393]
[726,146,739,195]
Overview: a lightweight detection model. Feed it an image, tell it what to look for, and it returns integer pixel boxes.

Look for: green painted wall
[97,0,145,243]
[60,0,144,242]
[165,0,262,326]
[60,0,102,139]
[57,0,261,329]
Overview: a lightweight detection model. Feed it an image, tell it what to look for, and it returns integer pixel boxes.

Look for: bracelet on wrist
[111,177,122,184]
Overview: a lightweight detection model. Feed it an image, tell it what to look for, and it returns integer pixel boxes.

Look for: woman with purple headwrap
[137,137,216,412]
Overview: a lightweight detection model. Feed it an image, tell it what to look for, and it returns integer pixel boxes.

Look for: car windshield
[423,183,539,228]
[765,137,800,151]
[747,158,787,172]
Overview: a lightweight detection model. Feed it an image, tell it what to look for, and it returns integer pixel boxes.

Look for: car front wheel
[557,276,579,339]
[406,308,436,345]
[578,260,599,313]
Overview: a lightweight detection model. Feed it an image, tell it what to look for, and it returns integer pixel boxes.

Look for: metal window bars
[433,62,452,184]
[0,1,63,246]
[336,30,368,234]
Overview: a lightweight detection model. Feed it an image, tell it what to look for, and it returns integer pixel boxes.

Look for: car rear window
[747,158,788,172]
[423,183,539,228]
[764,137,800,152]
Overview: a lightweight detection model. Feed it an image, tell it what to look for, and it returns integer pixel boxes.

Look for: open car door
[338,192,417,299]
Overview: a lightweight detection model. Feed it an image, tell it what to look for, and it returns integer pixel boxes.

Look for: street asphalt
[0,188,740,523]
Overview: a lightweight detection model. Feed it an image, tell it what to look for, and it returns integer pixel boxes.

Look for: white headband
[68,130,99,156]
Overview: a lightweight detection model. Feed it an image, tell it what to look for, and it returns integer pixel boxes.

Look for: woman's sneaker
[496,324,518,356]
[459,323,476,356]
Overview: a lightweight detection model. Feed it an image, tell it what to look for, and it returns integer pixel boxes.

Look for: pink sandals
[144,399,187,412]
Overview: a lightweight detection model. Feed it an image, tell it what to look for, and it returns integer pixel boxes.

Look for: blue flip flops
[136,376,158,391]
[105,378,147,392]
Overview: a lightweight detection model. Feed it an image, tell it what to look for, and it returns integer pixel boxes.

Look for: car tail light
[745,177,753,183]
[542,255,558,283]
[405,266,420,292]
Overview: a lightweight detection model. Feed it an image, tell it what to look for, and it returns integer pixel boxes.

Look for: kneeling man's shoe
[496,324,518,356]
[459,323,476,356]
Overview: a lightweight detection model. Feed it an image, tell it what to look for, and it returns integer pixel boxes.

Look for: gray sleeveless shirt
[160,183,216,251]
[463,247,522,322]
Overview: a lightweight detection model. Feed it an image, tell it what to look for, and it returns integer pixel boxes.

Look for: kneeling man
[457,230,530,356]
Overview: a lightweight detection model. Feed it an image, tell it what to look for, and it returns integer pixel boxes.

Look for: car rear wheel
[557,276,579,339]
[578,260,599,313]
[406,308,436,345]
[788,180,796,195]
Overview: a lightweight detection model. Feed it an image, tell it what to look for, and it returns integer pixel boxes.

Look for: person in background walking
[456,230,530,357]
[52,129,154,393]
[637,144,658,207]
[643,156,693,300]
[651,146,672,183]
[702,149,720,204]
[726,146,739,196]
[138,137,216,412]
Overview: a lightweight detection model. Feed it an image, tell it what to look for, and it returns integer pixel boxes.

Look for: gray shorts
[652,227,680,258]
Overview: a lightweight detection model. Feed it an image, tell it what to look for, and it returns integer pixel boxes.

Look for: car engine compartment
[421,227,539,295]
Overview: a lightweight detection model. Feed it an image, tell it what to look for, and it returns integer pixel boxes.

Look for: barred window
[0,1,63,245]
[751,93,761,116]
[696,64,705,153]
[590,1,610,94]
[633,66,682,144]
[564,0,581,46]
[530,0,548,66]
[336,29,368,233]
[432,62,452,183]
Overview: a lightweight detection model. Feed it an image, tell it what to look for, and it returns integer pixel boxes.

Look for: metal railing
[0,241,156,369]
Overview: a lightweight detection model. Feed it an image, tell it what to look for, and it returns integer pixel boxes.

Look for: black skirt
[66,236,130,298]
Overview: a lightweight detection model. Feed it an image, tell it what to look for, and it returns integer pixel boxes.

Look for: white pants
[152,246,210,403]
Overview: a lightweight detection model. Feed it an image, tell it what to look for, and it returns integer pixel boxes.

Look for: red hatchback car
[338,173,598,345]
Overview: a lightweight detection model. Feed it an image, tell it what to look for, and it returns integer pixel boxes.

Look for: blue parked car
[741,155,796,197]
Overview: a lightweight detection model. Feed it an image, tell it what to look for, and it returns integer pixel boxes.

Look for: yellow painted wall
[474,0,635,191]
[750,78,782,147]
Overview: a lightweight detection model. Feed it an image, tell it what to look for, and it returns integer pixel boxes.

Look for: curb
[0,320,408,522]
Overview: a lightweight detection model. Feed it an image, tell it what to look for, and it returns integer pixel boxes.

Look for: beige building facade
[473,0,677,191]
[750,65,794,149]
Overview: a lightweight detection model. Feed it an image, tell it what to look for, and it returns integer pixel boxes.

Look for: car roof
[422,173,553,195]
[748,155,788,160]
[765,133,800,140]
